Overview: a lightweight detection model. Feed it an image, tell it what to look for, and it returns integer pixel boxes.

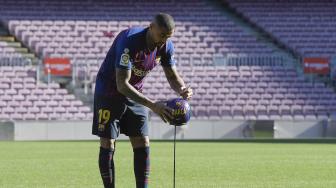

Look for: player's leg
[99,138,116,188]
[130,136,150,188]
[119,99,150,188]
[92,95,126,188]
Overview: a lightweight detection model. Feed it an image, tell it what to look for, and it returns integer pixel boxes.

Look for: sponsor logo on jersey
[132,65,150,77]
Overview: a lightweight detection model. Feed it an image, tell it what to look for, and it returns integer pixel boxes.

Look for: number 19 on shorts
[98,109,110,131]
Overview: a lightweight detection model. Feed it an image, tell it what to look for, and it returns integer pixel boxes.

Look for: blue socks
[133,147,150,188]
[99,146,150,188]
[99,147,115,188]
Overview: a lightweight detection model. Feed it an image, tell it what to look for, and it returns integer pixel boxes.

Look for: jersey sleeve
[160,40,176,67]
[115,34,132,70]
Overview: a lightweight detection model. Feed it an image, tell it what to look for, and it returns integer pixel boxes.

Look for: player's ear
[149,23,154,30]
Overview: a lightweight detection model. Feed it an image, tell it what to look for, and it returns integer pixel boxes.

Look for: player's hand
[150,101,174,123]
[179,86,193,100]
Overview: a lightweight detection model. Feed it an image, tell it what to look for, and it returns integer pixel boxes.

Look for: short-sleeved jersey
[95,27,175,98]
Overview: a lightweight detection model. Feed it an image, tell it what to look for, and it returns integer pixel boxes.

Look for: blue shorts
[92,94,149,139]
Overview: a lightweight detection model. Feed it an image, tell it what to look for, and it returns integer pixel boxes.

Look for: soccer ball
[166,98,191,126]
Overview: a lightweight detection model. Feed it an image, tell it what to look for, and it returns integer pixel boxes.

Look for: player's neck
[145,29,156,52]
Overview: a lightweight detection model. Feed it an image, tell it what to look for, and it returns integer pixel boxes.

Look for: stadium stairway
[0,22,38,64]
[207,0,299,65]
[217,0,336,88]
[1,22,93,110]
[207,0,333,89]
[216,0,299,59]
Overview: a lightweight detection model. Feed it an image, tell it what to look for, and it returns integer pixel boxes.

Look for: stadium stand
[4,2,275,62]
[144,65,336,120]
[0,0,335,121]
[0,41,33,66]
[225,0,336,57]
[0,66,92,121]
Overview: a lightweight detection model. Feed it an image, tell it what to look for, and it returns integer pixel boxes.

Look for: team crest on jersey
[98,124,105,131]
[120,48,130,66]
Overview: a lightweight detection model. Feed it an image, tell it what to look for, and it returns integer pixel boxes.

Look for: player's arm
[114,39,155,109]
[116,68,154,108]
[162,65,185,92]
[116,68,173,122]
[161,40,192,100]
[163,66,193,100]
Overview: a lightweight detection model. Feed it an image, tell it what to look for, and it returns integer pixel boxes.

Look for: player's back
[95,27,147,97]
[95,26,175,98]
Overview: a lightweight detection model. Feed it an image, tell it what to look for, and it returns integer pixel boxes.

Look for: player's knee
[100,137,116,149]
[130,136,150,148]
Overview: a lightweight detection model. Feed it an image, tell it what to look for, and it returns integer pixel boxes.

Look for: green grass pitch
[0,140,336,188]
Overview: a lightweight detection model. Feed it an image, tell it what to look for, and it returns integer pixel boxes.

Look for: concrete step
[30,58,39,65]
[14,47,28,53]
[7,42,21,47]
[0,26,41,66]
[22,53,35,59]
[0,36,15,42]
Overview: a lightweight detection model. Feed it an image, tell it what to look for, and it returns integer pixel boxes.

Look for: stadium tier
[1,0,273,63]
[0,41,17,55]
[0,66,92,121]
[0,0,335,121]
[8,20,274,62]
[0,41,32,66]
[225,0,336,57]
[144,65,336,120]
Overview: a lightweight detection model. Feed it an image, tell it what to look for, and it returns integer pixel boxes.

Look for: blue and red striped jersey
[95,27,175,97]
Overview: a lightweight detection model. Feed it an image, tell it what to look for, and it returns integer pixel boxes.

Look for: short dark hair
[153,13,175,31]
